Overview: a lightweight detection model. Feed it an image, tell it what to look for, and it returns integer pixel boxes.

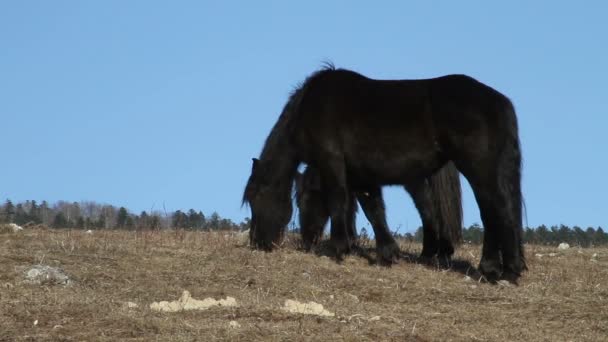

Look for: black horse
[294,162,462,265]
[243,65,525,283]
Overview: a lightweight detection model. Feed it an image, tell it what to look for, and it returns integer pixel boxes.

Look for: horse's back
[294,69,441,184]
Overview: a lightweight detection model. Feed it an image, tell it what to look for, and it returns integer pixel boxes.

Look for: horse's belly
[346,148,441,186]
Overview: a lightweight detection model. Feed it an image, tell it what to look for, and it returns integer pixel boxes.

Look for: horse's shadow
[305,240,486,282]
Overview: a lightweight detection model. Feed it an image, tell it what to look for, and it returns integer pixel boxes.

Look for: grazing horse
[294,162,463,264]
[243,65,525,283]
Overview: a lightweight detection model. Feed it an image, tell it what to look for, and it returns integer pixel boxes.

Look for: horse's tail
[497,99,526,270]
[428,161,463,245]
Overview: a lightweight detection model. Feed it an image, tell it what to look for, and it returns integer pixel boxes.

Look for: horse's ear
[251,158,259,172]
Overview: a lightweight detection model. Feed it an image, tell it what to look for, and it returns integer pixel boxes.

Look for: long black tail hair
[428,161,463,245]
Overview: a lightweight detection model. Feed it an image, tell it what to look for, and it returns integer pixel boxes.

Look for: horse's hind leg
[355,187,400,265]
[461,168,525,283]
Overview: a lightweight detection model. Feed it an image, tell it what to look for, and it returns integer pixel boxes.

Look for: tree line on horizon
[408,223,607,247]
[0,199,247,231]
[1,199,606,247]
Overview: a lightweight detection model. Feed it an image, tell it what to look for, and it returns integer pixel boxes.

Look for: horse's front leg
[356,187,400,265]
[319,158,352,261]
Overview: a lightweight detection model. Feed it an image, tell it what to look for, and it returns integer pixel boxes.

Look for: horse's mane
[258,63,340,162]
[243,63,343,207]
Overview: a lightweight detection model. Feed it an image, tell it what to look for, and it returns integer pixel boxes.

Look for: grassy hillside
[1,228,607,341]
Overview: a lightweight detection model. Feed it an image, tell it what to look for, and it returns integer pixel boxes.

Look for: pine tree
[40,201,50,225]
[52,212,68,228]
[208,212,221,230]
[595,227,607,245]
[14,204,27,225]
[536,225,549,244]
[150,215,161,230]
[2,199,15,223]
[117,207,129,228]
[76,216,85,229]
[125,216,135,229]
[29,200,41,224]
[524,227,536,244]
[139,211,149,229]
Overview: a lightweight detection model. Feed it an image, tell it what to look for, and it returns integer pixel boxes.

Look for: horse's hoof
[435,254,453,268]
[479,259,502,284]
[500,261,523,285]
[332,238,352,261]
[499,271,520,286]
[377,241,400,266]
[301,240,314,252]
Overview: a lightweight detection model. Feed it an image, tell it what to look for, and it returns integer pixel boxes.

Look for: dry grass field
[1,227,607,341]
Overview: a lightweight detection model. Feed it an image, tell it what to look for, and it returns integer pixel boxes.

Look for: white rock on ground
[24,265,71,286]
[9,223,23,232]
[124,302,139,309]
[0,223,23,233]
[558,243,570,250]
[150,290,237,312]
[228,321,241,329]
[282,299,334,317]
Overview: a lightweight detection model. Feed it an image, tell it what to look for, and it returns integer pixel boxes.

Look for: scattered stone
[85,230,93,234]
[497,280,514,287]
[124,301,139,309]
[1,223,23,233]
[558,243,570,250]
[464,275,473,282]
[23,265,71,286]
[150,290,237,312]
[549,253,557,257]
[228,320,241,329]
[282,299,334,317]
[535,253,544,258]
[10,223,23,232]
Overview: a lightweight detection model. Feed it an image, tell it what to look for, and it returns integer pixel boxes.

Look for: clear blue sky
[1,1,607,232]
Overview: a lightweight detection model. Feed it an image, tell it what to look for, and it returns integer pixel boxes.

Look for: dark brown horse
[294,162,462,265]
[243,65,525,283]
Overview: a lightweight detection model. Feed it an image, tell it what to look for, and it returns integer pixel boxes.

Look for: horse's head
[243,158,293,250]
